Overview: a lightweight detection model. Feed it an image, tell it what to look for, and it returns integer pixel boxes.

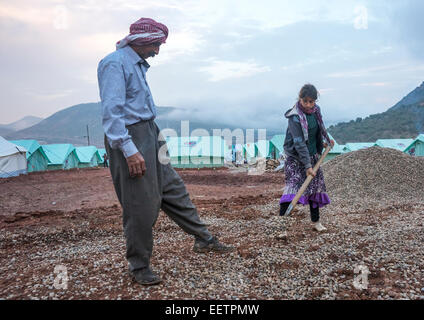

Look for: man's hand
[306,167,316,178]
[126,152,146,178]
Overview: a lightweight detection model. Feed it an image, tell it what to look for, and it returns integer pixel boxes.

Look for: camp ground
[10,139,49,172]
[0,136,27,178]
[41,144,80,170]
[374,139,414,152]
[75,146,102,168]
[404,134,424,156]
[165,136,226,168]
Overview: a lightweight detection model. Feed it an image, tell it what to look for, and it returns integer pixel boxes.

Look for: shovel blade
[284,203,294,216]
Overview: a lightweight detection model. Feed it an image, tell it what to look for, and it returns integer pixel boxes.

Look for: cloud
[0,0,423,127]
[150,29,206,66]
[198,59,271,82]
[326,64,408,79]
[371,46,393,55]
[360,82,391,87]
[24,89,74,101]
[389,0,424,60]
[0,3,52,26]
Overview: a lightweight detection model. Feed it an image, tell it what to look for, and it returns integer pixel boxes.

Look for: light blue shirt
[97,45,157,158]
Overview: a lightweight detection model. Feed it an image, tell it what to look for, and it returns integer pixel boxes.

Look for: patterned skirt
[280,154,330,209]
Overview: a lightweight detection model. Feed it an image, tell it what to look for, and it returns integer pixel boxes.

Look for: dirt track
[1,167,423,300]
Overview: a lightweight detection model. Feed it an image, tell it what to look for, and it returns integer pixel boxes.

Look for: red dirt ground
[0,167,283,217]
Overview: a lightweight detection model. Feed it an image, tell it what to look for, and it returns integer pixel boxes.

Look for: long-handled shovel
[276,145,332,239]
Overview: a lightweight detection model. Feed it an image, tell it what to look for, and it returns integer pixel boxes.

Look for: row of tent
[323,134,424,161]
[237,134,424,163]
[0,136,107,178]
[1,134,423,177]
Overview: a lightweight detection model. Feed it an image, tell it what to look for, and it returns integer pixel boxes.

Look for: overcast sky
[0,0,423,129]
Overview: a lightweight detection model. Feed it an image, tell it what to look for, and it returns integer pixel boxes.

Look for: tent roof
[97,148,107,162]
[270,134,285,151]
[41,144,78,165]
[255,140,270,147]
[374,139,414,151]
[405,134,424,151]
[329,144,346,154]
[9,139,47,159]
[243,142,256,156]
[255,140,271,157]
[166,136,225,157]
[0,136,27,157]
[75,146,101,163]
[344,142,374,152]
[98,148,107,157]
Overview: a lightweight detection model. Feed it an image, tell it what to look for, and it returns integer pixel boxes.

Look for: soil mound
[322,147,424,212]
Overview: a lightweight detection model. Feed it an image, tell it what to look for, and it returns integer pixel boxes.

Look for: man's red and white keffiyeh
[116,17,168,50]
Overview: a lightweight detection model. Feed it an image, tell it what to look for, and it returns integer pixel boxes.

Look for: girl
[279,84,334,232]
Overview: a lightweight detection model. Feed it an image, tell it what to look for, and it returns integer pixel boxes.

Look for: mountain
[0,127,13,136]
[5,103,281,147]
[328,82,424,144]
[390,82,424,111]
[0,116,43,136]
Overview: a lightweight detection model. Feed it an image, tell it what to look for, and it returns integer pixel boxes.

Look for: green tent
[344,142,374,152]
[75,146,102,168]
[10,139,48,172]
[41,144,80,170]
[255,140,273,158]
[325,144,346,162]
[165,136,225,168]
[243,142,257,162]
[404,134,424,156]
[97,148,107,164]
[374,139,414,152]
[270,134,285,159]
[323,134,344,162]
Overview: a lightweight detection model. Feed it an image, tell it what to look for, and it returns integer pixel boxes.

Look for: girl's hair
[299,84,319,100]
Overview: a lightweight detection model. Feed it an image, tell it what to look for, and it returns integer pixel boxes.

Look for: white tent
[0,136,27,178]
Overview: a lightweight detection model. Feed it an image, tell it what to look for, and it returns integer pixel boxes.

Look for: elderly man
[97,18,233,286]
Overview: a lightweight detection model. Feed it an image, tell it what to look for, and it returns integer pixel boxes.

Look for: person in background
[103,153,108,168]
[279,84,334,232]
[97,17,234,286]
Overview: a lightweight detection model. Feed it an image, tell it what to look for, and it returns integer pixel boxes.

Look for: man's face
[138,42,161,59]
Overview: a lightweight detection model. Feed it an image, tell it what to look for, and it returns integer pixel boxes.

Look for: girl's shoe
[313,222,327,232]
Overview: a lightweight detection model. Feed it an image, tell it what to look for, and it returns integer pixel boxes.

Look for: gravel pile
[322,147,424,213]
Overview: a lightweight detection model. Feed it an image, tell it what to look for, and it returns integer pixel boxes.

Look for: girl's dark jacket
[283,105,326,170]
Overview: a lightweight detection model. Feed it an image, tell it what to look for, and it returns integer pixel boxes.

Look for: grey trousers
[106,120,212,272]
